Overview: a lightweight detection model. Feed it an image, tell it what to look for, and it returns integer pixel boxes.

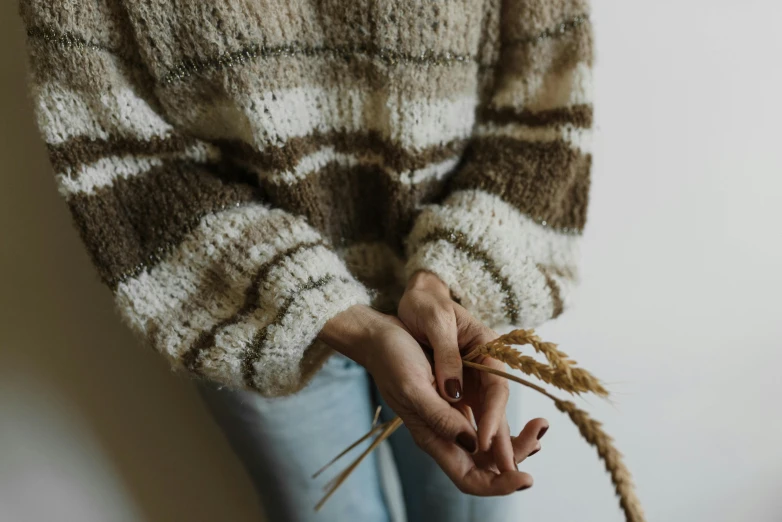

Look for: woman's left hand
[398,270,541,471]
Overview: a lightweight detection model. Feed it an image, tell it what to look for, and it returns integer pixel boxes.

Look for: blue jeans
[198,354,519,522]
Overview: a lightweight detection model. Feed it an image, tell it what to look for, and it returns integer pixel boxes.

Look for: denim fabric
[198,354,519,522]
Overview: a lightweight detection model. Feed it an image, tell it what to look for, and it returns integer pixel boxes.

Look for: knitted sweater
[20,0,593,396]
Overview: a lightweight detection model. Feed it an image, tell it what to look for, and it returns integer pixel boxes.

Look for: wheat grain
[554,400,645,522]
[315,330,643,522]
[463,360,645,522]
[471,333,609,397]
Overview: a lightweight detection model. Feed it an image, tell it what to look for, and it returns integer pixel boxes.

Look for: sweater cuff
[115,204,371,397]
[405,190,580,329]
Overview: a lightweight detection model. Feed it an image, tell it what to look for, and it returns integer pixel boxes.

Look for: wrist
[407,269,450,296]
[317,304,384,367]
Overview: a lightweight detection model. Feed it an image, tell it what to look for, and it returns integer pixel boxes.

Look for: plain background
[1,1,781,521]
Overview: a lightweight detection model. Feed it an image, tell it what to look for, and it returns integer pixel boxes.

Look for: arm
[405,6,593,330]
[398,1,592,459]
[20,2,370,396]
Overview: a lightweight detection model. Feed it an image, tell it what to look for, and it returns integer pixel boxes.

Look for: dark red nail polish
[456,432,477,454]
[445,379,462,400]
[516,485,531,492]
[537,426,548,440]
[529,448,540,457]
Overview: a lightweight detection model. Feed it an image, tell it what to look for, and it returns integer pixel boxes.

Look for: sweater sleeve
[405,7,593,329]
[20,4,370,396]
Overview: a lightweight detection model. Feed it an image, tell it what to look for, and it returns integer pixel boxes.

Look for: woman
[19,0,592,520]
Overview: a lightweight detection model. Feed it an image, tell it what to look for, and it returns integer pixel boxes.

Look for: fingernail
[516,485,531,492]
[445,379,462,400]
[537,426,548,440]
[529,448,540,457]
[456,432,477,454]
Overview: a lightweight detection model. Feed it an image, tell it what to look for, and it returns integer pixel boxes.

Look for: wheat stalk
[315,330,643,522]
[463,360,644,522]
[554,399,645,522]
[466,330,608,397]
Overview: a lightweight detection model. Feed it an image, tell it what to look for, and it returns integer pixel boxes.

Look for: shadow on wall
[0,7,262,522]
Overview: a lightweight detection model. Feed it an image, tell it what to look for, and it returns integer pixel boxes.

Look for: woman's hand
[398,270,526,470]
[319,304,545,495]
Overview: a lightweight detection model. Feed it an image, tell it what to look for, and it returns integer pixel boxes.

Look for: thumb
[424,307,464,403]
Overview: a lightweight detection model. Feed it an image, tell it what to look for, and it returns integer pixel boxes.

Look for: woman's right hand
[318,304,543,496]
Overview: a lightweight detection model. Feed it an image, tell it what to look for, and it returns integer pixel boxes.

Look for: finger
[512,418,549,464]
[492,421,517,472]
[410,383,478,454]
[424,306,464,403]
[475,360,510,453]
[410,422,534,495]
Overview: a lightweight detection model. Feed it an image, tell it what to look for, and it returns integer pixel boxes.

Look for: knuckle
[428,409,455,436]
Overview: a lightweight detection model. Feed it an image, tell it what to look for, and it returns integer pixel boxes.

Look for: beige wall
[2,1,782,522]
[0,5,262,521]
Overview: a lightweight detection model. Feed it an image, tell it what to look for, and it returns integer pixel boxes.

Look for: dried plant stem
[315,330,643,521]
[315,417,403,511]
[462,360,558,400]
[464,330,608,397]
[554,400,645,522]
[311,421,387,479]
[464,360,645,522]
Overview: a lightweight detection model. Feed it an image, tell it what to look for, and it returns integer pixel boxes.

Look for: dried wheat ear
[314,329,645,522]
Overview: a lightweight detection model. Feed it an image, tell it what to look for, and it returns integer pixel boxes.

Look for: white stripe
[203,246,370,392]
[476,122,592,155]
[182,87,477,151]
[55,143,220,196]
[401,156,461,185]
[388,95,477,149]
[406,189,581,326]
[406,239,510,327]
[408,189,581,269]
[257,146,461,186]
[36,82,173,145]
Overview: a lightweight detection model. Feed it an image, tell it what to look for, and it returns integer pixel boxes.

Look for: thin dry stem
[554,400,645,522]
[311,421,388,479]
[315,417,403,511]
[315,330,643,522]
[464,360,645,522]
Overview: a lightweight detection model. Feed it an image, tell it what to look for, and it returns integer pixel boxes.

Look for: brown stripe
[162,42,477,85]
[478,104,593,128]
[500,13,592,75]
[27,26,118,56]
[537,264,578,281]
[47,134,199,174]
[68,160,259,288]
[537,264,565,319]
[503,13,590,47]
[183,239,327,374]
[262,160,450,253]
[451,137,591,232]
[220,130,468,177]
[241,274,348,388]
[340,242,405,314]
[418,229,520,324]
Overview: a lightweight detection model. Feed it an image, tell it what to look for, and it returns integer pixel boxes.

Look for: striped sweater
[20,0,593,396]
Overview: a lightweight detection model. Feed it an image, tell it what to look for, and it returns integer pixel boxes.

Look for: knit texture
[20,0,593,396]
